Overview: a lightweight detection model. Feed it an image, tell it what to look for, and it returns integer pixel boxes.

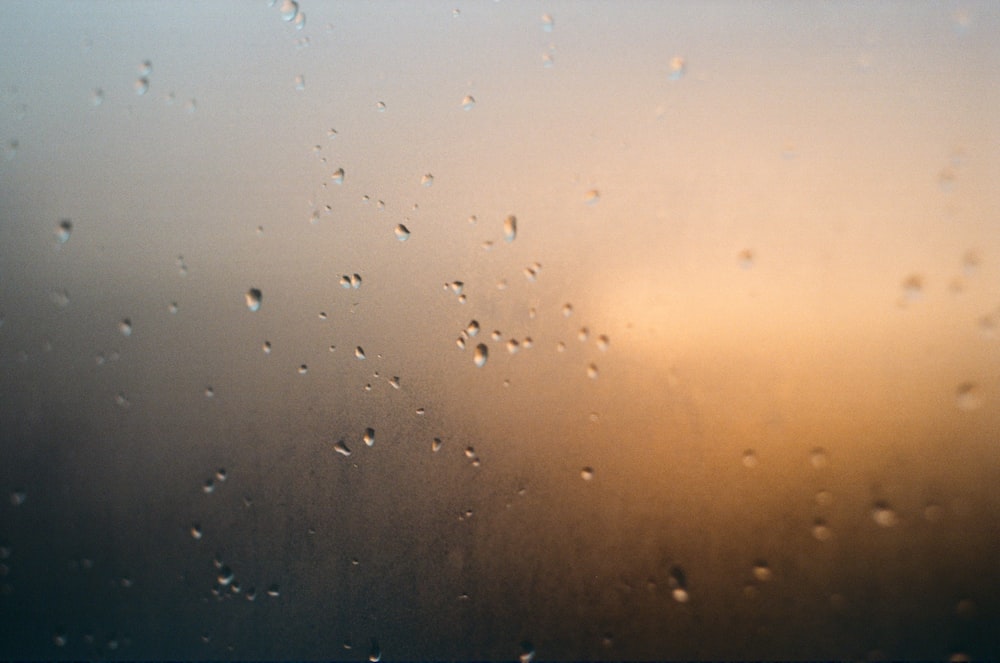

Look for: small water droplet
[134,77,149,95]
[901,274,923,302]
[752,561,772,582]
[466,320,480,337]
[461,95,475,110]
[354,346,366,360]
[581,467,594,481]
[490,330,502,342]
[506,339,520,354]
[203,479,215,494]
[562,303,574,317]
[738,249,755,269]
[742,449,758,468]
[389,376,401,389]
[473,343,488,367]
[297,364,308,375]
[266,584,280,597]
[363,428,375,447]
[816,490,834,506]
[668,55,686,80]
[190,524,203,540]
[334,440,352,456]
[519,640,536,663]
[503,214,517,242]
[456,337,466,350]
[168,301,179,314]
[583,189,600,205]
[53,631,67,647]
[812,519,832,541]
[596,334,610,351]
[368,638,381,662]
[586,363,599,379]
[90,88,104,106]
[577,327,589,342]
[55,219,72,243]
[138,59,152,76]
[447,281,464,295]
[294,74,305,91]
[540,13,554,32]
[432,437,442,452]
[245,288,262,311]
[204,386,215,398]
[118,318,132,337]
[331,167,345,184]
[395,224,411,241]
[10,491,26,506]
[421,173,434,187]
[871,501,899,527]
[375,101,386,112]
[668,566,689,602]
[809,447,828,469]
[262,341,272,354]
[956,382,980,411]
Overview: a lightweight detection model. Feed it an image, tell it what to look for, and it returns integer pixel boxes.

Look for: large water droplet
[395,224,411,241]
[279,0,299,21]
[503,214,517,242]
[473,343,488,367]
[245,288,262,311]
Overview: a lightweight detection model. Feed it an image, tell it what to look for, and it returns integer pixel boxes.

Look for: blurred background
[1,1,998,659]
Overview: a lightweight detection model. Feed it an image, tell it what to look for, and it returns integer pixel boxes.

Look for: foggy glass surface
[1,1,999,660]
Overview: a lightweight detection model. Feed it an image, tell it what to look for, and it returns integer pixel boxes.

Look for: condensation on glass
[0,1,998,660]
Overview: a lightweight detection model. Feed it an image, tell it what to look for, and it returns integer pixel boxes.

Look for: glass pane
[1,1,998,659]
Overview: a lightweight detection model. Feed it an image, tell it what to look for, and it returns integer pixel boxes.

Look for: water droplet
[506,339,520,354]
[368,638,381,662]
[812,519,832,541]
[217,566,234,586]
[294,74,305,91]
[473,343,488,367]
[114,392,130,408]
[331,167,345,184]
[809,447,828,469]
[421,173,434,187]
[55,219,72,243]
[752,561,772,582]
[562,303,574,317]
[583,189,600,205]
[168,301,179,314]
[447,281,464,295]
[190,524,203,540]
[204,386,215,398]
[266,584,280,597]
[596,334,610,351]
[354,346,366,360]
[465,320,480,337]
[334,440,352,456]
[581,467,594,481]
[540,13,554,32]
[871,501,899,527]
[432,437,442,452]
[577,327,589,342]
[395,224,411,241]
[297,364,308,375]
[375,101,386,112]
[9,491,26,506]
[363,428,375,447]
[901,274,923,302]
[956,382,980,411]
[389,376,401,389]
[262,341,272,354]
[461,95,475,110]
[118,318,132,337]
[924,504,945,522]
[89,88,104,106]
[456,337,466,350]
[668,566,689,602]
[245,288,262,312]
[586,363,599,379]
[738,249,755,269]
[519,640,536,663]
[134,77,149,95]
[203,479,215,494]
[503,214,517,242]
[669,56,686,80]
[490,330,502,342]
[742,449,758,468]
[279,0,299,21]
[53,631,67,647]
[816,490,834,506]
[293,11,306,30]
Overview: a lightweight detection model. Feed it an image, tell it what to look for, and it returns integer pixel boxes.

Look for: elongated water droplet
[363,428,375,447]
[334,440,352,456]
[55,219,72,243]
[503,214,517,242]
[245,288,262,311]
[473,343,488,367]
[354,346,366,360]
[432,437,442,452]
